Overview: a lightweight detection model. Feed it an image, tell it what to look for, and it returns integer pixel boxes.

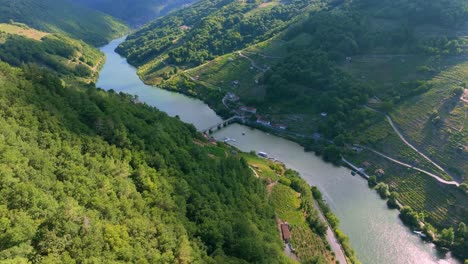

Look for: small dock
[202,115,240,134]
[342,158,370,179]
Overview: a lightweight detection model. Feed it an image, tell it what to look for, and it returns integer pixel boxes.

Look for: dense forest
[0,60,298,263]
[0,0,127,46]
[0,6,312,262]
[72,0,196,26]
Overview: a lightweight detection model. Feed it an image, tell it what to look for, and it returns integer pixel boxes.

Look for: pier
[341,158,370,179]
[202,116,240,134]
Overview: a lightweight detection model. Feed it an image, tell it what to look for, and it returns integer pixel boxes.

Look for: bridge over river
[202,115,241,134]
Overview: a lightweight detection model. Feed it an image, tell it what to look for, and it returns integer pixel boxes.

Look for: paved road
[365,147,460,187]
[314,201,348,264]
[365,106,456,181]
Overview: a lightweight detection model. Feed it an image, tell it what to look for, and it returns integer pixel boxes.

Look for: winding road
[364,147,460,187]
[364,106,456,182]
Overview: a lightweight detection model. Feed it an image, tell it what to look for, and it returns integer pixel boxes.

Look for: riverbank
[230,147,351,263]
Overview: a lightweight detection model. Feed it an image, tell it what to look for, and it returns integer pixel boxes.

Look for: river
[97,37,460,264]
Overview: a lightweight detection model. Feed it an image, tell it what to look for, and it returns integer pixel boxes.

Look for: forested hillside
[116,0,324,75]
[0,23,103,82]
[0,60,301,263]
[72,0,196,26]
[0,0,127,46]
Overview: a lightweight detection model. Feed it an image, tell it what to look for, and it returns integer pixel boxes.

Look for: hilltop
[0,0,128,46]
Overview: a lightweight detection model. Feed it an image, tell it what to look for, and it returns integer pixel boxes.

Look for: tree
[439,228,455,247]
[387,191,400,209]
[368,176,377,187]
[374,182,390,199]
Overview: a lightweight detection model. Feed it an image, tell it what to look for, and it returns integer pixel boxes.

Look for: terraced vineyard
[357,116,451,180]
[347,150,468,229]
[391,61,468,182]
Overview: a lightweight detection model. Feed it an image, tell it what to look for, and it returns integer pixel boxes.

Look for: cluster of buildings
[225,92,288,131]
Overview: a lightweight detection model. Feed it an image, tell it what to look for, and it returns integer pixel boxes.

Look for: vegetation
[0,60,303,263]
[117,0,323,70]
[73,0,196,25]
[0,0,128,46]
[0,24,103,81]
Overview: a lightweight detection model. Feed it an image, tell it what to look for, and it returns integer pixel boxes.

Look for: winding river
[97,37,460,264]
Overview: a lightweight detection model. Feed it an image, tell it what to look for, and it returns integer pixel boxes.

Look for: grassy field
[0,23,48,41]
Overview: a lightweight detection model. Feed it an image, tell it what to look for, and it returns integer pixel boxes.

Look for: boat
[242,132,245,135]
[258,151,268,158]
[223,137,236,143]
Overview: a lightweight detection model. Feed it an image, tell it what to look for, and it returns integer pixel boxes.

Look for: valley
[0,0,467,263]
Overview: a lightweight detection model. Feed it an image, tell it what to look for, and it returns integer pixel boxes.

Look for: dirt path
[238,51,268,72]
[249,166,260,178]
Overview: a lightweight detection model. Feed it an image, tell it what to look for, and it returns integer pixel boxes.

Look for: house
[375,168,385,176]
[320,112,328,117]
[232,80,239,86]
[362,161,371,168]
[256,116,271,126]
[280,223,291,242]
[209,137,217,145]
[273,123,287,130]
[240,106,257,114]
[180,25,191,30]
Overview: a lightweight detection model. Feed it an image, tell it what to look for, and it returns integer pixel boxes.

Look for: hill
[71,0,196,26]
[0,0,128,46]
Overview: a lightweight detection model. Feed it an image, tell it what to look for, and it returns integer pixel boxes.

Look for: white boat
[258,151,268,158]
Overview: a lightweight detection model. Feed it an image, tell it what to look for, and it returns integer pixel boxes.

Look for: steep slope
[0,55,297,263]
[0,0,128,46]
[71,0,196,26]
[0,23,104,82]
[116,0,324,79]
